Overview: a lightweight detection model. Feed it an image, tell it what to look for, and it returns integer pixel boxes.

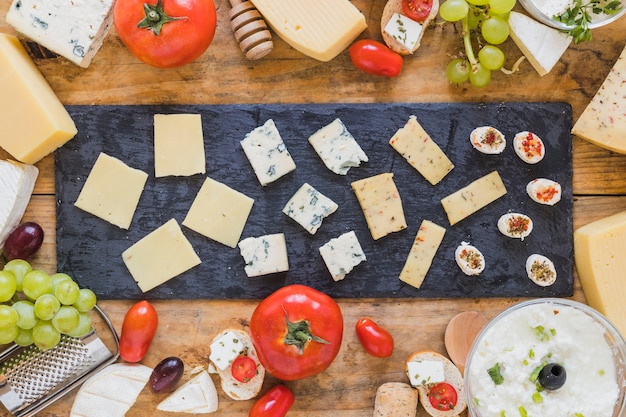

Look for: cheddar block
[572,45,626,154]
[154,114,206,177]
[0,33,77,164]
[249,0,367,62]
[574,210,626,336]
[441,171,507,225]
[399,220,446,289]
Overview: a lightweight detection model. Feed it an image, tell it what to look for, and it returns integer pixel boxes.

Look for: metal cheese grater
[0,305,119,417]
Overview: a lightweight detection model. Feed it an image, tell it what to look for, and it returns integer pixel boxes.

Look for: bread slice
[381,0,440,55]
[405,350,467,417]
[373,381,419,417]
[209,329,265,400]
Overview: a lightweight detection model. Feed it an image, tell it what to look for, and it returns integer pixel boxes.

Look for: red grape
[3,222,44,260]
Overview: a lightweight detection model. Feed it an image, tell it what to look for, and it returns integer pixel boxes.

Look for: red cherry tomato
[355,317,394,358]
[249,384,294,417]
[232,355,258,383]
[349,40,403,77]
[428,382,458,411]
[119,300,158,362]
[402,0,434,23]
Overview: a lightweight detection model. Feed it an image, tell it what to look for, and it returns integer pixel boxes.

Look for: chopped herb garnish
[487,363,504,385]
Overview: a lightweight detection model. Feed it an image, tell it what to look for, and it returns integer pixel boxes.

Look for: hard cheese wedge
[572,45,626,153]
[399,220,446,289]
[0,160,38,249]
[574,210,626,336]
[0,33,77,164]
[249,0,367,61]
[154,114,206,177]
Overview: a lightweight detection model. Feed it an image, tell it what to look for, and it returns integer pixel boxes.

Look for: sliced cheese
[319,230,366,282]
[74,153,148,230]
[399,219,446,289]
[574,210,626,336]
[0,33,77,164]
[0,160,39,249]
[157,370,218,414]
[238,233,289,277]
[308,118,368,175]
[389,115,454,185]
[441,171,507,226]
[122,218,201,293]
[249,0,367,62]
[154,114,206,177]
[282,182,338,234]
[508,11,572,76]
[572,45,626,153]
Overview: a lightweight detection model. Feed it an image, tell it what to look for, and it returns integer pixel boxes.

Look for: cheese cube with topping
[406,360,445,387]
[283,183,338,234]
[209,330,245,371]
[308,118,368,175]
[319,231,366,281]
[238,233,289,277]
[383,13,424,53]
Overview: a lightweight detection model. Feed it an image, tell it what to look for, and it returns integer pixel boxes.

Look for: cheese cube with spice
[283,183,338,234]
[319,231,366,281]
[399,220,446,289]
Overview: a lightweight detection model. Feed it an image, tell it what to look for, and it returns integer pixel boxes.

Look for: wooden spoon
[444,311,489,374]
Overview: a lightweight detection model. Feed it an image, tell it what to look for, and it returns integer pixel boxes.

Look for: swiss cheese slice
[574,210,626,336]
[399,220,446,289]
[154,114,206,177]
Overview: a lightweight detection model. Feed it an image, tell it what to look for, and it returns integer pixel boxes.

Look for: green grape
[55,279,80,305]
[34,294,61,321]
[481,15,509,44]
[0,305,18,328]
[0,325,18,345]
[439,0,470,22]
[470,63,492,87]
[32,320,61,350]
[14,328,34,347]
[22,270,53,300]
[73,288,97,312]
[468,8,486,29]
[467,0,490,4]
[66,312,93,338]
[488,0,516,14]
[51,306,80,334]
[3,259,32,292]
[478,45,505,70]
[51,273,72,292]
[13,300,37,329]
[446,59,471,83]
[0,271,16,302]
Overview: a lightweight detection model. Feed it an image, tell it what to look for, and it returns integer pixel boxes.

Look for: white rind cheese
[319,230,366,281]
[526,178,562,206]
[497,212,533,240]
[454,242,485,276]
[526,253,557,286]
[513,131,545,164]
[399,219,446,289]
[0,160,38,250]
[157,370,219,414]
[283,183,338,234]
[238,233,289,277]
[308,118,368,175]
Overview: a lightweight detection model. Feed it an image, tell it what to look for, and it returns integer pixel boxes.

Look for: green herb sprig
[553,0,623,44]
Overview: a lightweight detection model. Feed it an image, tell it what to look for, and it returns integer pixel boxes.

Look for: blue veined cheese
[238,233,289,277]
[240,119,296,186]
[283,183,338,234]
[319,231,366,281]
[383,13,424,53]
[308,118,368,175]
[6,0,116,68]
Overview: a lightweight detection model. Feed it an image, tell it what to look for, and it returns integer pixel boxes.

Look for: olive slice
[538,363,566,390]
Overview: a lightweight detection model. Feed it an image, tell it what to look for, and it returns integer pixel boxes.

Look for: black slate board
[55,103,573,300]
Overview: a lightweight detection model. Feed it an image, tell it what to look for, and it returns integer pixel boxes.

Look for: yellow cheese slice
[399,219,446,289]
[154,114,206,177]
[574,210,626,336]
[0,33,77,164]
[249,0,367,62]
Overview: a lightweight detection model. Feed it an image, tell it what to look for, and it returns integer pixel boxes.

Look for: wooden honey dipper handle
[228,0,273,60]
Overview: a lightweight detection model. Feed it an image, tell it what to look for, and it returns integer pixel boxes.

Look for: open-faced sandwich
[381,0,440,55]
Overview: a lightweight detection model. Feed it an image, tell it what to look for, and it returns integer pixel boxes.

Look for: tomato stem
[137,0,184,36]
[283,310,329,355]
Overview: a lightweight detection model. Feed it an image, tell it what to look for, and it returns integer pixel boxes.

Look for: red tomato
[249,384,294,417]
[349,40,403,77]
[119,300,158,362]
[402,0,434,22]
[232,355,258,383]
[428,382,458,411]
[249,284,343,381]
[113,0,217,68]
[355,317,394,358]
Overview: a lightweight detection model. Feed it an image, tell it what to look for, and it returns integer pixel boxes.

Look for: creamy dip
[467,302,619,417]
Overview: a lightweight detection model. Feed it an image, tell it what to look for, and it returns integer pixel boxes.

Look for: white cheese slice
[157,370,219,414]
[209,330,246,371]
[0,160,38,250]
[399,219,446,289]
[383,13,424,53]
[508,11,572,76]
[283,183,338,234]
[308,118,368,175]
[319,231,366,281]
[238,233,289,277]
[240,119,296,186]
[406,359,445,387]
[154,114,206,177]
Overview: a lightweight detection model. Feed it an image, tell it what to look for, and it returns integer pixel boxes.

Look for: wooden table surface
[2,0,626,416]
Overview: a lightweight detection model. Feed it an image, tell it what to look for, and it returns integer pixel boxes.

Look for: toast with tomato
[405,350,467,417]
[381,0,439,55]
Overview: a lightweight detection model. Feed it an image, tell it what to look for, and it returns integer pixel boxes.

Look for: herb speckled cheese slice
[399,219,446,289]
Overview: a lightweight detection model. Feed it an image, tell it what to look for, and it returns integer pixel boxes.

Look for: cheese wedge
[157,370,219,414]
[0,160,39,250]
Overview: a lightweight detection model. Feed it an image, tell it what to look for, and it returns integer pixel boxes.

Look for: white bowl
[518,0,626,30]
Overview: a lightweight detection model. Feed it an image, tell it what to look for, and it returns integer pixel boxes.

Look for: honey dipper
[228,0,273,60]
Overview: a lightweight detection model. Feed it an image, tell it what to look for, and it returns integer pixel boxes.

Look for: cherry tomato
[355,317,394,358]
[428,382,458,411]
[119,300,158,362]
[249,384,294,417]
[113,0,217,68]
[232,355,258,383]
[349,40,403,77]
[402,0,434,23]
[249,284,343,381]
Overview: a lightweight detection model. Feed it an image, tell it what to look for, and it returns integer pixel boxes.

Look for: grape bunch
[439,0,517,87]
[0,259,97,350]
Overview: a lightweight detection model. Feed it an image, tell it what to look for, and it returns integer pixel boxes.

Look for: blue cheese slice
[399,219,446,289]
[308,118,368,175]
[283,183,338,234]
[319,231,366,281]
[240,119,296,186]
[238,233,289,277]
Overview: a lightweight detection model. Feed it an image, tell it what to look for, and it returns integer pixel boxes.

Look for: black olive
[538,363,566,390]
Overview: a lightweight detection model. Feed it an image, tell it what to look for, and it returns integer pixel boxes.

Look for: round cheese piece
[470,126,506,154]
[513,131,545,164]
[526,254,557,286]
[526,178,562,205]
[454,242,485,275]
[497,212,533,240]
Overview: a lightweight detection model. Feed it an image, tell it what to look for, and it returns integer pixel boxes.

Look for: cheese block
[508,11,572,76]
[399,219,446,289]
[319,230,366,281]
[572,45,626,154]
[351,173,407,240]
[282,183,338,234]
[122,218,201,293]
[574,210,626,336]
[6,0,115,67]
[0,160,39,250]
[441,171,507,226]
[308,118,368,175]
[157,370,219,414]
[74,153,148,230]
[389,115,454,186]
[0,33,77,164]
[249,0,367,62]
[154,114,206,177]
[238,233,289,277]
[183,177,254,248]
